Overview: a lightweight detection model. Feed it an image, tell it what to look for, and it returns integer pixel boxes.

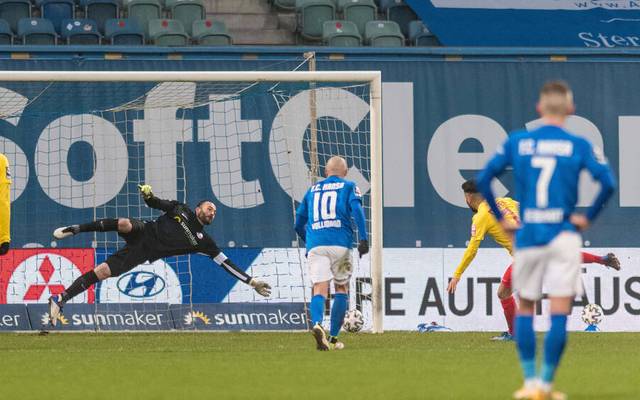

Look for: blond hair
[538,80,574,116]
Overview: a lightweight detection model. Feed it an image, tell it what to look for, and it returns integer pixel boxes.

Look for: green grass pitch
[1,332,637,400]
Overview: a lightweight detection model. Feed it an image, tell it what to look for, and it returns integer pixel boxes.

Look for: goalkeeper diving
[47,184,271,326]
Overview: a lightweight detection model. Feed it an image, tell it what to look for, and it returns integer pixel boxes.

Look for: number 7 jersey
[478,125,616,249]
[295,175,367,251]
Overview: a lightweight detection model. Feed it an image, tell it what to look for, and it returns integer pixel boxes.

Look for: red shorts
[501,264,513,288]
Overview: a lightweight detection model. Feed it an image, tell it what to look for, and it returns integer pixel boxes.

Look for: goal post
[0,70,384,333]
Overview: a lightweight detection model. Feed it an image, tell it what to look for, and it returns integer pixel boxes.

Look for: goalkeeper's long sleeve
[211,252,252,284]
[144,195,179,213]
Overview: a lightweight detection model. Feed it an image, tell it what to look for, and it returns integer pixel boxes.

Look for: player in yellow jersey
[447,180,620,341]
[0,153,10,255]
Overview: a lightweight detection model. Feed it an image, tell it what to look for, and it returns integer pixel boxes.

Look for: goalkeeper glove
[357,240,369,258]
[249,279,272,297]
[138,184,153,200]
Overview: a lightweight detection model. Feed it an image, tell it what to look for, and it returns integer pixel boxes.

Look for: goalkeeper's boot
[490,331,514,341]
[47,294,64,327]
[329,336,345,350]
[602,253,621,271]
[311,323,330,351]
[53,225,80,240]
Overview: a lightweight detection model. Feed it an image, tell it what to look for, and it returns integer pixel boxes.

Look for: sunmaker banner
[407,0,640,47]
[0,304,30,331]
[172,303,307,331]
[26,303,174,331]
[0,302,307,331]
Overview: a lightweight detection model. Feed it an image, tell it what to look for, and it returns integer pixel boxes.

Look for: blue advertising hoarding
[0,302,306,331]
[407,0,640,47]
[0,304,30,330]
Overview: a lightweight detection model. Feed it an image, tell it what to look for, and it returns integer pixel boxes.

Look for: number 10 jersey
[295,175,366,252]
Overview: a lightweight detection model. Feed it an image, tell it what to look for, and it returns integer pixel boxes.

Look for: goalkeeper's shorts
[307,246,352,285]
[105,245,149,277]
[105,219,148,277]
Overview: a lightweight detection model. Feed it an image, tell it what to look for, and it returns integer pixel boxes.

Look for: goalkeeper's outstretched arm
[209,252,271,297]
[138,184,178,212]
[202,237,271,297]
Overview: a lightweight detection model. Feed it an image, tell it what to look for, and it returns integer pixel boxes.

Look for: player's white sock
[540,381,552,393]
[524,378,539,390]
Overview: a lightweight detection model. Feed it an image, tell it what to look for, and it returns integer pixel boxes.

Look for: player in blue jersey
[477,81,616,400]
[294,156,369,351]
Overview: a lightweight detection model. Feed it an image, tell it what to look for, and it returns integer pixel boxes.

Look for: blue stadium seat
[39,0,75,34]
[386,1,416,37]
[192,19,231,45]
[84,0,119,34]
[124,0,162,38]
[364,20,403,47]
[60,18,101,44]
[104,17,144,44]
[148,18,187,46]
[0,18,12,44]
[407,20,438,46]
[18,17,57,44]
[322,20,361,46]
[0,0,31,33]
[166,0,204,36]
[296,0,335,41]
[338,0,376,36]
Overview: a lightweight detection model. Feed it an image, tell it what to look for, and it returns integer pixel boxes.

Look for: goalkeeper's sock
[580,251,602,264]
[500,296,517,335]
[329,293,349,337]
[515,315,536,383]
[309,294,325,326]
[541,314,568,385]
[79,219,119,233]
[61,270,99,303]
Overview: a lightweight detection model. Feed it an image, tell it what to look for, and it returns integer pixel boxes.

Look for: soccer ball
[342,309,364,333]
[581,303,604,326]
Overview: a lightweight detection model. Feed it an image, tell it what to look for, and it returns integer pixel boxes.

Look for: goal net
[0,71,383,333]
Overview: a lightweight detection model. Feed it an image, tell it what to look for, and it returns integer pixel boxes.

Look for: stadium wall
[0,47,639,331]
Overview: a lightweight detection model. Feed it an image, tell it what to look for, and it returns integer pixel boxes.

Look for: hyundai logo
[116,271,166,298]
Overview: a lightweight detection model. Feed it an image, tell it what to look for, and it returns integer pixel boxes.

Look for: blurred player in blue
[294,156,369,351]
[477,81,616,400]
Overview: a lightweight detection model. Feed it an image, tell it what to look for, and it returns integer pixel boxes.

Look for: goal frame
[1,70,384,333]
